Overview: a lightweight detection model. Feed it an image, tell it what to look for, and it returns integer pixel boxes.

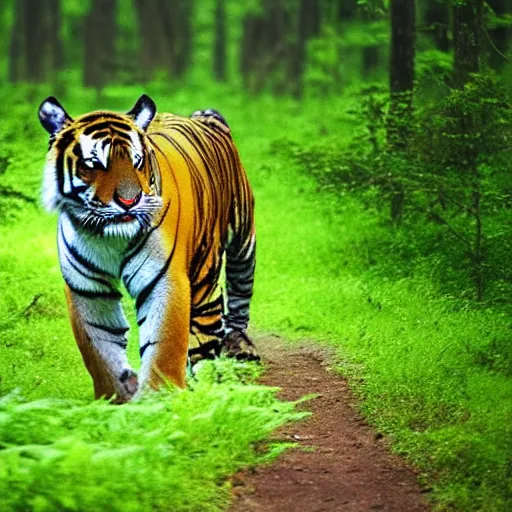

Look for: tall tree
[292,0,321,98]
[8,0,63,83]
[134,0,193,81]
[451,0,486,299]
[387,0,416,220]
[239,1,293,94]
[83,0,117,90]
[452,0,483,88]
[337,0,357,21]
[171,0,193,78]
[8,0,24,83]
[388,0,416,149]
[424,0,450,51]
[361,5,381,80]
[486,0,509,70]
[214,0,227,81]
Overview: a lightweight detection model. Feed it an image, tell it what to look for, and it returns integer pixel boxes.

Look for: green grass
[1,82,511,511]
[0,363,304,512]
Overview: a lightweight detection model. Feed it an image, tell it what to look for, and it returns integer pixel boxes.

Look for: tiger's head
[39,95,162,238]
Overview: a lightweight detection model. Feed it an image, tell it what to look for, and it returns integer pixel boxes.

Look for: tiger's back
[144,113,255,361]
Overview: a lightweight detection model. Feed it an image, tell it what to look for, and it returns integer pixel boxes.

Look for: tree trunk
[388,0,415,148]
[361,9,380,81]
[293,0,321,98]
[337,0,357,21]
[8,0,24,82]
[24,0,47,82]
[214,0,227,81]
[486,0,509,70]
[240,16,254,89]
[47,0,63,72]
[452,0,483,88]
[362,47,380,80]
[134,0,192,81]
[9,0,63,83]
[170,0,193,78]
[387,0,416,221]
[83,0,117,90]
[424,1,450,52]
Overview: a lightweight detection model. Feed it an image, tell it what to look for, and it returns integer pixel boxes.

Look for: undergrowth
[0,362,305,512]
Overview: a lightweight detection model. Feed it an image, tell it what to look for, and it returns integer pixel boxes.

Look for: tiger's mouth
[63,193,162,236]
[117,213,137,223]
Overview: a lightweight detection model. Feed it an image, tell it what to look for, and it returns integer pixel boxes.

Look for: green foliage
[305,22,388,96]
[292,73,512,304]
[413,73,512,301]
[0,375,305,512]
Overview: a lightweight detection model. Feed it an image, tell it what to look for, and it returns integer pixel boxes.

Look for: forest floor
[230,334,430,512]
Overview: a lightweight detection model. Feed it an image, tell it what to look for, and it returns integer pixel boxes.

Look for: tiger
[38,94,259,403]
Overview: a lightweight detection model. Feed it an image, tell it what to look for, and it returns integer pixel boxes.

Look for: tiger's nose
[114,190,141,210]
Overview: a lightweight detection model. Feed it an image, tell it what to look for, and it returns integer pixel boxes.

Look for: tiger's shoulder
[190,109,230,135]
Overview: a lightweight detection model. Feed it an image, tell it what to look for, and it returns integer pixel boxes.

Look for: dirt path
[230,334,430,512]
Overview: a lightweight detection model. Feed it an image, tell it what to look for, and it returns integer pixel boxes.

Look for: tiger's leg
[222,230,260,361]
[188,279,225,366]
[65,286,137,403]
[135,269,190,392]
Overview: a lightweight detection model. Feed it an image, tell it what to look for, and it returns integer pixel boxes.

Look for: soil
[229,334,430,512]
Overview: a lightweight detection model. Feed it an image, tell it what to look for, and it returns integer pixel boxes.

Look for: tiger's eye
[134,154,144,170]
[76,161,97,182]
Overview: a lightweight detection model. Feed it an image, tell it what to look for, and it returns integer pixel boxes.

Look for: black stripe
[90,130,110,140]
[56,151,66,196]
[110,131,133,143]
[188,339,220,356]
[191,318,224,333]
[60,225,117,279]
[120,200,171,275]
[67,284,122,300]
[79,112,127,123]
[137,316,147,326]
[133,142,181,312]
[85,321,129,336]
[64,252,114,289]
[124,253,150,289]
[135,246,174,310]
[192,296,224,316]
[83,121,133,135]
[140,341,158,358]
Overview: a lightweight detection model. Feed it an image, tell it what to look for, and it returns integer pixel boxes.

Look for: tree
[8,0,63,83]
[83,0,117,91]
[214,0,227,81]
[292,0,321,98]
[239,1,293,94]
[134,0,193,81]
[424,0,450,52]
[452,0,483,88]
[386,0,416,220]
[486,0,509,70]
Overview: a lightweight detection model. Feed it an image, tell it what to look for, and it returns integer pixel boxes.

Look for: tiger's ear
[38,97,72,135]
[128,94,156,131]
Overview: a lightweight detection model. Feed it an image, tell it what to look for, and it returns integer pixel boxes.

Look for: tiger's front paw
[115,369,138,403]
[221,331,260,362]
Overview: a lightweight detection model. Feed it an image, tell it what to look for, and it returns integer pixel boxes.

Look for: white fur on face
[79,134,111,169]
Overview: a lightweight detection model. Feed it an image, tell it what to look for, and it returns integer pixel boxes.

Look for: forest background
[0,0,511,511]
